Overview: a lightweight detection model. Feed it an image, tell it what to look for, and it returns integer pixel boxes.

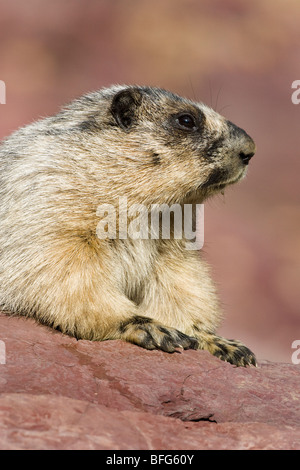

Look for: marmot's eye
[176,113,196,130]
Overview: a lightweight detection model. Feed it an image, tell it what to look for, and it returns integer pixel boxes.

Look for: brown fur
[0,85,256,366]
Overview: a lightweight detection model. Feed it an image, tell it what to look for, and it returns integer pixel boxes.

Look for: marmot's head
[65,85,255,205]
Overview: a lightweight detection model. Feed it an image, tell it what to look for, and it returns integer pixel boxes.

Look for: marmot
[0,85,256,366]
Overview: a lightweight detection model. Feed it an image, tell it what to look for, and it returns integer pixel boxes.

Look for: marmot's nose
[227,120,256,165]
[239,150,255,165]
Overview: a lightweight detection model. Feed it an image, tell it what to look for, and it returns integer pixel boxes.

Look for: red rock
[0,312,300,450]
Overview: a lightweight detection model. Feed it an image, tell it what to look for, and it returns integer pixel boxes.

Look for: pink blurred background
[0,0,299,363]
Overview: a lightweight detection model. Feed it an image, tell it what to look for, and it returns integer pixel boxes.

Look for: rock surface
[0,312,300,450]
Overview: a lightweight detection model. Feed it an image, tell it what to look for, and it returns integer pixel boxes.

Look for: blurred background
[0,0,299,363]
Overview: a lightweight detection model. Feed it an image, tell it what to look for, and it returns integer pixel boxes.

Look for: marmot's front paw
[209,336,257,367]
[119,315,199,353]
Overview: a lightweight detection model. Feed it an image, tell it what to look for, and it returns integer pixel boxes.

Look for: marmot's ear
[111,88,143,130]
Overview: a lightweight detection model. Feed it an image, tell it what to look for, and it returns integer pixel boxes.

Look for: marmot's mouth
[201,167,245,190]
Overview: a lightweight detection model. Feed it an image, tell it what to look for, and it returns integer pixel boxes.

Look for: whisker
[188,75,197,102]
[215,83,223,112]
[219,104,231,114]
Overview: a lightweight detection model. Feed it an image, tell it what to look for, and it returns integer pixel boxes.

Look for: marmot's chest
[112,238,158,304]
